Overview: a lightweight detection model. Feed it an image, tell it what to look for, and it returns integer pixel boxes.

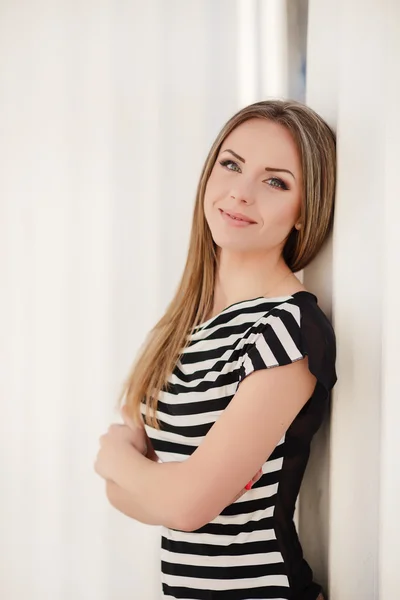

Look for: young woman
[94,99,337,600]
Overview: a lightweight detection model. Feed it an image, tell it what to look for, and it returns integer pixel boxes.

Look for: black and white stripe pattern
[142,291,336,599]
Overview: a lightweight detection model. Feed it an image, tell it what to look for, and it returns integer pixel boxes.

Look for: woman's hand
[121,405,159,462]
[121,405,148,455]
[230,468,263,504]
[94,422,138,482]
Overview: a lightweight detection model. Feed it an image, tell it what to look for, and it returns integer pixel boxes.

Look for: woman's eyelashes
[219,159,241,172]
[218,159,289,191]
[266,177,289,191]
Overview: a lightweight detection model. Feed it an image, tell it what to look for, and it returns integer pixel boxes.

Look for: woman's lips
[219,209,256,227]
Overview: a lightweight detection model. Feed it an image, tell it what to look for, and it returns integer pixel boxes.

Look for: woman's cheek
[269,198,299,227]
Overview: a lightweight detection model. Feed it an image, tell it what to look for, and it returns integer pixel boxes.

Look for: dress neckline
[192,290,317,331]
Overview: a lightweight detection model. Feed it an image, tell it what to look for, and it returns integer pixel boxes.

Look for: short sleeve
[238,298,337,395]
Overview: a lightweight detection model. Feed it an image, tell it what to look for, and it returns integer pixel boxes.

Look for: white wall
[306,0,400,598]
[298,0,338,591]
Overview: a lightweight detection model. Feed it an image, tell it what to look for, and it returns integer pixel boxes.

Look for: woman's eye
[218,161,288,190]
[265,177,288,190]
[219,159,241,173]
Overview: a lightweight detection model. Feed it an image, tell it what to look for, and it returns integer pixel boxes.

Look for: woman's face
[204,118,303,255]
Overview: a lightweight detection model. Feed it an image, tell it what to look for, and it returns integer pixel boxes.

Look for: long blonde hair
[118,99,336,429]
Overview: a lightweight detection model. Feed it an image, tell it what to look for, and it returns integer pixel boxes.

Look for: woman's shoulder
[241,289,337,393]
[268,288,336,347]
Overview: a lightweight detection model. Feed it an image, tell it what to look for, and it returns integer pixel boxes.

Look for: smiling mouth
[219,209,256,224]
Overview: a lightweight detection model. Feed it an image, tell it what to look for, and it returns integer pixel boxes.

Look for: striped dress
[142,290,337,600]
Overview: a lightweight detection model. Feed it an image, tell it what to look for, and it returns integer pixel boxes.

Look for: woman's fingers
[232,489,245,503]
[120,405,147,455]
[231,468,263,504]
[252,468,263,483]
[245,468,263,490]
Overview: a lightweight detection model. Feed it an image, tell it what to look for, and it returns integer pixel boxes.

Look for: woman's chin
[210,232,257,253]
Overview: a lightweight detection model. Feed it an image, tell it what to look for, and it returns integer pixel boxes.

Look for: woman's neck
[209,249,303,319]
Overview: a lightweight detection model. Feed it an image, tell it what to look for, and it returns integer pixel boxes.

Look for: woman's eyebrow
[221,149,295,180]
[265,166,296,180]
[222,148,245,162]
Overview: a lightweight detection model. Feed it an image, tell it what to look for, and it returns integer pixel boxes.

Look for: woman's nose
[229,182,256,205]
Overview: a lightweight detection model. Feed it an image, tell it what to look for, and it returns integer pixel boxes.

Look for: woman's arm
[106,466,262,524]
[105,479,162,524]
[102,356,316,532]
[101,441,194,530]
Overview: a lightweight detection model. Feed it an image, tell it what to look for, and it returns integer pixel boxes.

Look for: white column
[237,0,290,106]
[237,0,260,106]
[299,0,339,592]
[306,0,400,598]
[379,1,400,596]
[259,0,289,98]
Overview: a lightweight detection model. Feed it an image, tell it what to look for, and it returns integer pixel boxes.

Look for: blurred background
[2,1,400,599]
